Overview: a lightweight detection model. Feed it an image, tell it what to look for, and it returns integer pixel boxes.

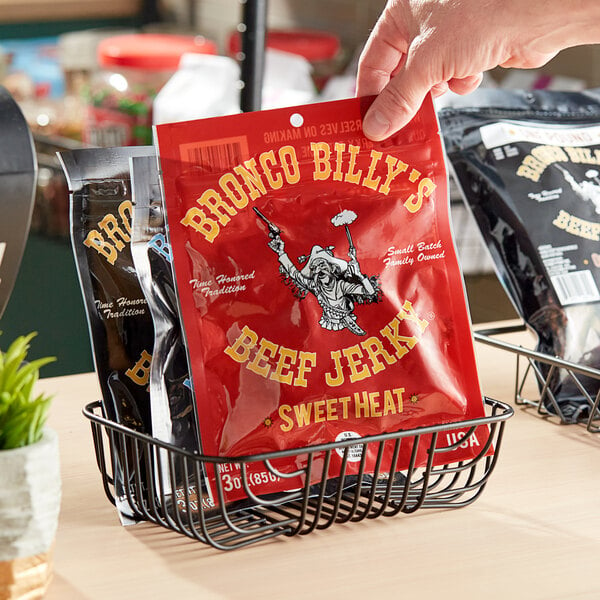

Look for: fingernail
[363,109,390,140]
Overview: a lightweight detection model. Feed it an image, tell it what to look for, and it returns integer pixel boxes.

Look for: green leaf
[0,332,34,391]
[0,332,55,450]
[7,356,55,397]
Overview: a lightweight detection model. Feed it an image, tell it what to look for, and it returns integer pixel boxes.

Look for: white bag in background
[261,48,317,109]
[153,53,241,125]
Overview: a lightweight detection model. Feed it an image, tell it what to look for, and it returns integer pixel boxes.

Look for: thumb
[362,53,435,141]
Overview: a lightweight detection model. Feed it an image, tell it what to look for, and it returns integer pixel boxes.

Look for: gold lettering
[325,350,345,387]
[276,388,405,432]
[379,155,408,195]
[83,231,118,265]
[343,344,371,383]
[314,400,326,423]
[326,398,338,421]
[279,145,300,184]
[408,168,421,183]
[180,206,220,243]
[355,391,369,418]
[199,187,237,223]
[531,145,568,165]
[404,177,435,213]
[279,405,293,432]
[391,388,404,413]
[361,336,397,374]
[125,350,152,386]
[552,209,571,230]
[553,209,600,241]
[398,299,430,334]
[362,149,383,190]
[98,214,128,251]
[380,319,411,360]
[247,337,278,377]
[311,141,332,181]
[344,144,362,184]
[219,172,249,209]
[339,396,351,419]
[233,158,267,200]
[295,351,316,387]
[333,142,345,181]
[223,326,257,363]
[517,145,570,181]
[517,164,541,182]
[383,390,397,415]
[565,146,599,164]
[258,150,283,189]
[369,391,382,417]
[270,347,298,385]
[118,200,133,235]
[293,402,312,428]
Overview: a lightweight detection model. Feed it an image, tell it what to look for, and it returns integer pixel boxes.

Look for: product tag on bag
[156,95,487,503]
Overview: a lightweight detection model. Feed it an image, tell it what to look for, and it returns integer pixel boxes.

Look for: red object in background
[156,96,488,504]
[86,33,218,147]
[228,28,342,89]
[97,33,218,70]
[228,28,340,62]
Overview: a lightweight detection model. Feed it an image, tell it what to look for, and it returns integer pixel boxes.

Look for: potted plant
[0,333,59,600]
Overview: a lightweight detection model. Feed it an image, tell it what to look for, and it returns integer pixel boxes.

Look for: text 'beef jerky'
[156,95,487,503]
[440,88,600,422]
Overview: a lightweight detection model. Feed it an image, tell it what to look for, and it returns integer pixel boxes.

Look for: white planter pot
[0,428,61,598]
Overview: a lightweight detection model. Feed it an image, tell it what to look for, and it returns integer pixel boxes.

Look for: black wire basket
[83,397,512,551]
[474,324,600,432]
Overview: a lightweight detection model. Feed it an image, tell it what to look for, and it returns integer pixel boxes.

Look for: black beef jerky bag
[59,146,155,522]
[129,154,214,512]
[440,89,600,422]
[129,154,198,453]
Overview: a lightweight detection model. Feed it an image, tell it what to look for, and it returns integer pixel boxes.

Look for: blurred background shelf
[0,0,593,376]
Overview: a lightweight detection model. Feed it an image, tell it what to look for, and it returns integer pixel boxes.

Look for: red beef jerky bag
[440,89,600,422]
[156,95,487,503]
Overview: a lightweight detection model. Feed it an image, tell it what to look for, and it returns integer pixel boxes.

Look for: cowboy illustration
[255,207,380,336]
[555,164,600,214]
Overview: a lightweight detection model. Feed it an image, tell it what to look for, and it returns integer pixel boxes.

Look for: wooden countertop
[40,324,600,599]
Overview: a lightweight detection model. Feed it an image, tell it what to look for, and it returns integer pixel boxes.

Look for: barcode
[180,136,248,173]
[551,270,600,306]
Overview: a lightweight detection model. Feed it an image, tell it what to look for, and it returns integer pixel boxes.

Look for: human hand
[268,236,285,255]
[356,0,592,140]
[346,259,359,278]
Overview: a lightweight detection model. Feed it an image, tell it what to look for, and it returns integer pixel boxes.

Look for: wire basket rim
[83,396,513,463]
[474,323,600,381]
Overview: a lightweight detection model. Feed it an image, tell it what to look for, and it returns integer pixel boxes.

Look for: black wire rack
[474,324,600,432]
[83,397,512,551]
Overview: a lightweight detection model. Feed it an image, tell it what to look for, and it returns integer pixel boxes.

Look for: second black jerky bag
[129,154,199,456]
[440,89,600,422]
[60,146,156,522]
